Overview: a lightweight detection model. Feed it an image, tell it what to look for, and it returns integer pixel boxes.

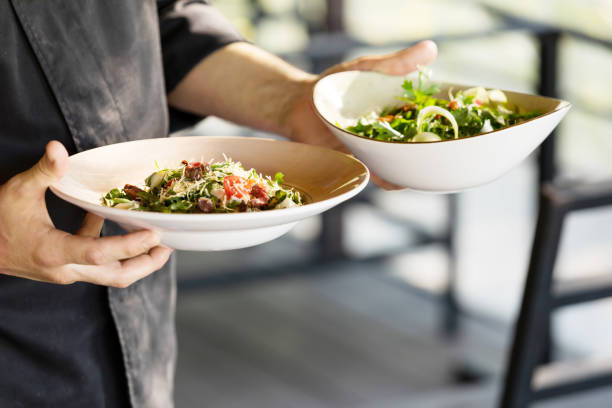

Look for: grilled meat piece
[197,197,214,213]
[248,184,269,208]
[123,184,145,200]
[184,161,210,180]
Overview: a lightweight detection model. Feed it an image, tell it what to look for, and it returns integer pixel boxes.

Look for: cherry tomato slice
[223,175,250,200]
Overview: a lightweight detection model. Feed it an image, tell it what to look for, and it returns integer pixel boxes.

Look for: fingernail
[421,40,438,54]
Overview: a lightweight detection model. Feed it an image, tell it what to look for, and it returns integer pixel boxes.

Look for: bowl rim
[313,70,572,145]
[50,135,370,222]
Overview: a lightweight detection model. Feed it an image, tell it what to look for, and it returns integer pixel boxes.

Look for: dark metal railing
[500,180,612,407]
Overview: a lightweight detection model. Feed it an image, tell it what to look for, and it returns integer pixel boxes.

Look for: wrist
[280,75,317,139]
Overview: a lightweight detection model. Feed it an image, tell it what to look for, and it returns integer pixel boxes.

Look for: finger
[76,213,105,237]
[41,229,161,266]
[325,40,438,76]
[370,174,403,191]
[20,141,69,191]
[70,246,173,288]
[118,245,173,280]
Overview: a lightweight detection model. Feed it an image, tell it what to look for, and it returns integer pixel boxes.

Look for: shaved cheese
[115,202,136,210]
[488,89,507,104]
[276,198,297,209]
[480,119,494,133]
[211,187,225,200]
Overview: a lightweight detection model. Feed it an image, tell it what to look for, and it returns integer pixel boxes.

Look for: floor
[173,252,612,407]
[174,257,497,408]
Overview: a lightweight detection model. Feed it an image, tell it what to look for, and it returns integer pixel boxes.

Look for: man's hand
[0,141,172,287]
[284,41,438,189]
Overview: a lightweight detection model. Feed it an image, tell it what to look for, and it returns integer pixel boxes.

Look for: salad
[102,157,303,213]
[346,68,540,142]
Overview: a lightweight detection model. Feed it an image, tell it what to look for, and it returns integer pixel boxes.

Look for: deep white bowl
[313,70,571,193]
[50,136,369,251]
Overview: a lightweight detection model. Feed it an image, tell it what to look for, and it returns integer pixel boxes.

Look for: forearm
[167,42,315,136]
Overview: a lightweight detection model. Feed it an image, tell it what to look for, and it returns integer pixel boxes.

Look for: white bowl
[50,136,369,251]
[313,70,571,193]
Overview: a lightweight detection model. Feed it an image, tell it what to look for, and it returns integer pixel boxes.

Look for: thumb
[23,141,69,188]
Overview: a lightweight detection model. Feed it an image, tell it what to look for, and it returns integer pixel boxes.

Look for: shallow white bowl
[50,136,369,251]
[313,70,571,193]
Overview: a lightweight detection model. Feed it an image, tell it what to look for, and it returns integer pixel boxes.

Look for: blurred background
[172,1,612,406]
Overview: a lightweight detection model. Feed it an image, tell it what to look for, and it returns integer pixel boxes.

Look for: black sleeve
[158,0,245,94]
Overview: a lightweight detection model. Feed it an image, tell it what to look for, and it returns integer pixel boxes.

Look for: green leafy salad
[346,68,541,142]
[102,158,303,213]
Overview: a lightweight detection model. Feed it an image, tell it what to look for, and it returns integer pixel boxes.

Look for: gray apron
[10,1,175,406]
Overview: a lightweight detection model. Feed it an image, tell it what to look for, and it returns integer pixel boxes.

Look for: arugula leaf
[274,172,284,184]
[401,69,440,104]
[105,188,126,199]
[424,83,440,96]
[402,80,417,99]
[275,190,287,202]
[291,191,302,204]
[168,200,192,212]
[374,121,404,140]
